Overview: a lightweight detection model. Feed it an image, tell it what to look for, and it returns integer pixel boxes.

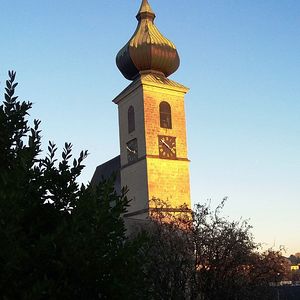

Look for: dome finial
[116,0,180,81]
[136,0,155,21]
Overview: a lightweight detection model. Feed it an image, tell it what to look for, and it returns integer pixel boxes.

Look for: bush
[0,71,146,299]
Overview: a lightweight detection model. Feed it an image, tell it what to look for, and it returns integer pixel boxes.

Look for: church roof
[116,0,180,81]
[91,156,121,194]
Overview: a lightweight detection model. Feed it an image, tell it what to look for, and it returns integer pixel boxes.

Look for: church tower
[114,0,191,219]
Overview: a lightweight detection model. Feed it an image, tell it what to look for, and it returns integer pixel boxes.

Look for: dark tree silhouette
[0,71,146,299]
[144,198,288,300]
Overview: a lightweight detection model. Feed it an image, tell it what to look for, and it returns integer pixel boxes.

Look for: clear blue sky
[1,0,299,255]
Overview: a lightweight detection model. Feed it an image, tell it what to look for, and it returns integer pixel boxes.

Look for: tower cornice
[113,73,189,105]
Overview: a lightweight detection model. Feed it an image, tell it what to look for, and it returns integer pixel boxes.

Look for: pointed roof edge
[136,0,156,20]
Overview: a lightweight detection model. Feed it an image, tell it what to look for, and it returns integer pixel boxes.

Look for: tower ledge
[113,73,189,105]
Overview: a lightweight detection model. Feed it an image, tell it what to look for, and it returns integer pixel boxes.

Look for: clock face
[126,138,138,163]
[158,135,176,159]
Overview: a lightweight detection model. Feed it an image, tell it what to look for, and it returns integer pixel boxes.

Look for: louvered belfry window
[160,101,172,129]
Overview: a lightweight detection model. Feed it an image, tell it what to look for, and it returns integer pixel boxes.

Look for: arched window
[160,101,172,129]
[128,106,135,133]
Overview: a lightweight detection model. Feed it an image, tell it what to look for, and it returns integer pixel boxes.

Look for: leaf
[73,159,77,168]
[10,71,16,82]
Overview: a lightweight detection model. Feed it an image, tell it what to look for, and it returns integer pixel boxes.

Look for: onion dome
[116,0,180,81]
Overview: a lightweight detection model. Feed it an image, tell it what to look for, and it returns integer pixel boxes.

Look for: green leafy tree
[0,71,146,299]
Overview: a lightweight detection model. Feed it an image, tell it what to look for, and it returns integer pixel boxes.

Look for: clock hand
[160,139,172,151]
[126,146,136,154]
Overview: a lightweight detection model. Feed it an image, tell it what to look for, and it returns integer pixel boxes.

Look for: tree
[0,71,146,299]
[289,253,300,265]
[142,199,194,300]
[144,198,288,300]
